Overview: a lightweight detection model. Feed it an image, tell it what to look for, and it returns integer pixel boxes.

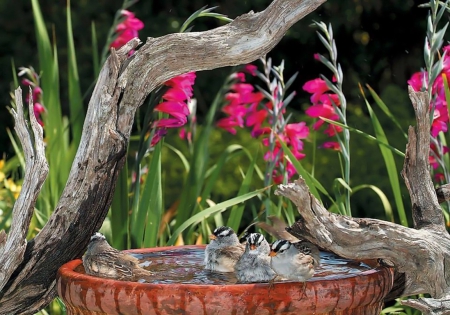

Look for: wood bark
[277,87,450,315]
[0,0,325,313]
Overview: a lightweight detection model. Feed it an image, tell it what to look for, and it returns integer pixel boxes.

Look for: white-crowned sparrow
[269,239,320,281]
[82,232,153,281]
[204,226,245,272]
[235,233,276,283]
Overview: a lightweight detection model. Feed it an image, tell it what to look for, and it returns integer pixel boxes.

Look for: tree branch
[0,0,326,313]
[0,87,48,291]
[278,87,450,314]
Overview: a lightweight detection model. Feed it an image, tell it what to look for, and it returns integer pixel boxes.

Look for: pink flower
[285,122,309,153]
[303,78,329,103]
[110,10,144,49]
[216,117,242,135]
[33,102,46,126]
[19,67,45,126]
[321,141,341,151]
[408,72,426,91]
[244,64,258,76]
[150,72,196,146]
[303,73,343,149]
[151,128,167,147]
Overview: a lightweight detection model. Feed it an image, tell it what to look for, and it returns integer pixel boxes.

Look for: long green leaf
[131,142,163,247]
[66,0,85,146]
[352,184,394,222]
[167,187,268,245]
[110,161,129,249]
[366,84,407,138]
[142,142,163,247]
[319,117,405,157]
[227,156,257,231]
[364,97,407,226]
[276,135,324,202]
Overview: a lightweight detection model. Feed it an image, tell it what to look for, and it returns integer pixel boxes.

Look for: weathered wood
[0,87,49,290]
[436,183,450,203]
[279,86,450,314]
[0,0,326,313]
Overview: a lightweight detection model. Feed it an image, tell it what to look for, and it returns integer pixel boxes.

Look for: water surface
[119,247,373,284]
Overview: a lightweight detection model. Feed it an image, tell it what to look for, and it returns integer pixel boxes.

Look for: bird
[235,233,276,283]
[204,226,245,272]
[269,239,320,281]
[82,232,153,281]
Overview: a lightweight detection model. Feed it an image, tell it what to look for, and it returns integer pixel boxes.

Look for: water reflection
[77,247,372,284]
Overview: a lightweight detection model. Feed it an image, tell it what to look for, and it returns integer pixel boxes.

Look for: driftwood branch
[0,87,49,290]
[0,0,325,313]
[278,86,450,314]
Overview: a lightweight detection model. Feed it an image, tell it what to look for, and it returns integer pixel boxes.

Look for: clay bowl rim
[58,244,391,290]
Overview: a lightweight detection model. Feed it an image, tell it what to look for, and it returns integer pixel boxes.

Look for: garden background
[0,0,438,313]
[0,0,425,221]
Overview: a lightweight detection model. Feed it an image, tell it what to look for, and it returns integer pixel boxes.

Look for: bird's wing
[292,240,321,267]
[112,253,139,278]
[219,245,245,261]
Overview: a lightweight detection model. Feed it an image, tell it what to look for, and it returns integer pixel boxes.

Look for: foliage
[2,0,450,314]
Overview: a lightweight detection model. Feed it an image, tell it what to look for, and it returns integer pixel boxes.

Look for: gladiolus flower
[303,78,329,104]
[150,72,196,146]
[321,141,341,151]
[110,10,144,50]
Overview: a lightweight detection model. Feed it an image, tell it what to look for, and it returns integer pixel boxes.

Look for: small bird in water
[269,239,320,281]
[235,233,276,283]
[204,226,245,272]
[83,232,153,281]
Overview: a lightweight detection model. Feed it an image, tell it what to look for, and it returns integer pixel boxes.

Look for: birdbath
[57,245,394,315]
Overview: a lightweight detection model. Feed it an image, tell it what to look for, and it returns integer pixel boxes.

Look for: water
[117,246,372,284]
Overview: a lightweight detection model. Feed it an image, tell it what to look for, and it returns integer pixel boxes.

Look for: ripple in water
[122,246,372,285]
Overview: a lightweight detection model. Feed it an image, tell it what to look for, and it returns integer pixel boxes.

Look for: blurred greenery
[0,0,426,223]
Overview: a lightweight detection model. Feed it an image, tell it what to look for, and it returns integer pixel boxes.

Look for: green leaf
[366,85,407,138]
[142,141,163,247]
[319,117,405,157]
[179,6,232,33]
[66,0,85,146]
[227,155,257,231]
[110,161,129,249]
[352,184,394,222]
[167,187,268,245]
[363,96,407,226]
[131,141,163,248]
[91,21,100,78]
[276,134,334,205]
[164,143,190,172]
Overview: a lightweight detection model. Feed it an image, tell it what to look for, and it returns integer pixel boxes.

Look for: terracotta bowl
[57,245,394,315]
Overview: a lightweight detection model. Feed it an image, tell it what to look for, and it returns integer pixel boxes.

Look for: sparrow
[82,232,153,281]
[235,233,276,283]
[204,226,245,272]
[269,239,320,281]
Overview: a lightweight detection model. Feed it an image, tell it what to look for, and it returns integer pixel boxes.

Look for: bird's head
[209,226,239,245]
[269,239,291,257]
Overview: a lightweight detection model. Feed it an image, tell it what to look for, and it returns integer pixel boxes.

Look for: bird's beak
[209,234,217,240]
[250,244,256,250]
[269,251,277,257]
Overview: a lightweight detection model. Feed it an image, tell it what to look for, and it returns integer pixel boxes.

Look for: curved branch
[0,0,325,313]
[276,87,450,313]
[0,87,48,291]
